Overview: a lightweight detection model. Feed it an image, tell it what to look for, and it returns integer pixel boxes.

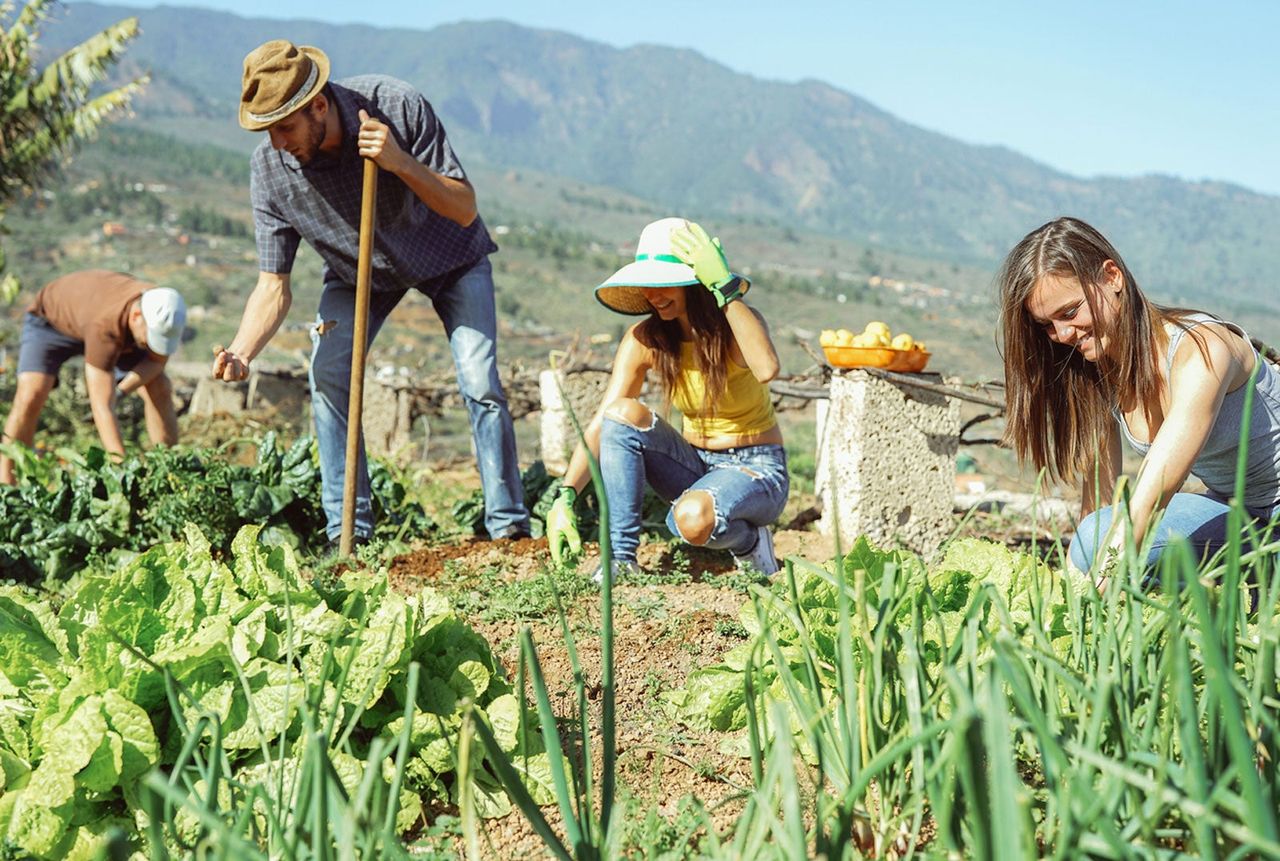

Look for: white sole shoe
[733,526,779,576]
[591,558,641,585]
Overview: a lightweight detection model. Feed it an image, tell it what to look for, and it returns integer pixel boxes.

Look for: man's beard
[294,114,326,165]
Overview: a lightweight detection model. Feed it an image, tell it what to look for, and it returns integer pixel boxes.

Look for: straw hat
[239,40,330,131]
[596,217,748,315]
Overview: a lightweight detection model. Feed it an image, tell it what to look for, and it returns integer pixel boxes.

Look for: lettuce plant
[669,536,1058,736]
[0,524,541,857]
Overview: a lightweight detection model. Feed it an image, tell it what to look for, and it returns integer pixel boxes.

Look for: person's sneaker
[591,559,641,585]
[733,526,779,577]
[492,526,532,542]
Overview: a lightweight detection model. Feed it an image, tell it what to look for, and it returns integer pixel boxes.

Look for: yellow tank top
[670,342,776,438]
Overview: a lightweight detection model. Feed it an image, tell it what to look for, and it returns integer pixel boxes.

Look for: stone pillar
[815,370,960,558]
[188,368,421,460]
[187,376,248,415]
[246,369,309,416]
[362,379,417,459]
[539,369,612,475]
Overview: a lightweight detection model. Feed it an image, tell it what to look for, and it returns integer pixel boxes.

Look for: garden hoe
[340,158,378,556]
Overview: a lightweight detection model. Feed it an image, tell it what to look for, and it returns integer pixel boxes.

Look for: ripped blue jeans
[598,409,789,563]
[1069,491,1274,576]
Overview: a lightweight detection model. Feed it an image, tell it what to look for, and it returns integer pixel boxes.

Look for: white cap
[139,287,187,356]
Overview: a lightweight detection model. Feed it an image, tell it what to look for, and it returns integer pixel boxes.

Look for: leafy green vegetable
[671,536,1061,733]
[0,524,540,857]
[0,433,436,581]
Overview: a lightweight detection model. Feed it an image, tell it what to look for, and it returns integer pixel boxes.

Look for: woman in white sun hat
[546,217,789,581]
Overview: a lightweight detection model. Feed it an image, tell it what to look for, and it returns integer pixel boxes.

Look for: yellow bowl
[822,345,895,368]
[823,345,930,372]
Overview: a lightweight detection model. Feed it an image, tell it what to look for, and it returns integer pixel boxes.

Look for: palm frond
[0,0,145,275]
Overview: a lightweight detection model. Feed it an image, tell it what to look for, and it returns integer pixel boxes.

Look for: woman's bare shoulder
[1167,316,1250,354]
[1166,316,1253,387]
[616,321,655,364]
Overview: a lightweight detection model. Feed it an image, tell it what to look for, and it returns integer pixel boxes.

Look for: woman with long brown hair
[546,217,789,581]
[997,216,1280,588]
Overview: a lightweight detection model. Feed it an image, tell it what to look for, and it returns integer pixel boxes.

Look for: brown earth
[372,478,1041,857]
[383,528,838,859]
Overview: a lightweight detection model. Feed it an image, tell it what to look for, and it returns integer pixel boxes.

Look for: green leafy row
[668,536,1068,734]
[0,433,435,580]
[661,533,1279,856]
[0,524,547,858]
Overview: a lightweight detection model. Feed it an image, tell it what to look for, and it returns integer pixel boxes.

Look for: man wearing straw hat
[213,40,529,548]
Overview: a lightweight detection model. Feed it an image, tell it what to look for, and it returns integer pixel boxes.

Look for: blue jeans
[310,256,529,541]
[1069,491,1248,574]
[598,411,789,563]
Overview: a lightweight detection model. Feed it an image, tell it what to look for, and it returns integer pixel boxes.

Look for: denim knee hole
[671,489,717,545]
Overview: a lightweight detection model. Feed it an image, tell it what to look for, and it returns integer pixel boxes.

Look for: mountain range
[39,3,1280,312]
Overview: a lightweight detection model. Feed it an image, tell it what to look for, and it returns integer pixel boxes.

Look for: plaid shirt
[249,76,497,295]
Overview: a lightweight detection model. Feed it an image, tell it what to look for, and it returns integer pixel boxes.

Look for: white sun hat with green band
[594,217,746,315]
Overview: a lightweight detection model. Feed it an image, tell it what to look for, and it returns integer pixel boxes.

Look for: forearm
[724,301,780,382]
[89,399,125,456]
[229,274,292,361]
[1126,439,1197,544]
[116,358,167,396]
[1079,493,1100,524]
[389,153,477,227]
[1080,465,1115,521]
[84,365,125,455]
[1080,426,1122,521]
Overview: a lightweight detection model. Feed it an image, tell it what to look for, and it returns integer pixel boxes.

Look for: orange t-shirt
[28,270,150,370]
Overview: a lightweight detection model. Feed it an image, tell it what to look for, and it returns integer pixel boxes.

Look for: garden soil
[384,529,836,858]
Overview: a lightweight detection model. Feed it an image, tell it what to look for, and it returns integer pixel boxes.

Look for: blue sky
[74,0,1280,195]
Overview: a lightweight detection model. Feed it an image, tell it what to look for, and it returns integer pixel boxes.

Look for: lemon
[892,333,914,350]
[851,333,877,347]
[834,328,855,346]
[864,321,891,337]
[819,329,837,347]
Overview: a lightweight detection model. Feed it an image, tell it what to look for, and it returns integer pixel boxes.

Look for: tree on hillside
[0,0,147,300]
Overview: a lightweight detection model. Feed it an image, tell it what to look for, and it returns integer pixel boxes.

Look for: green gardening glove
[670,221,744,308]
[546,485,582,565]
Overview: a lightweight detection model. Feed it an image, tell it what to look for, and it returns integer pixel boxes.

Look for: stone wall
[186,368,421,459]
[182,362,965,558]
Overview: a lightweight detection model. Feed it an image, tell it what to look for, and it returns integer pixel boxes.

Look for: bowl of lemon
[820,322,930,373]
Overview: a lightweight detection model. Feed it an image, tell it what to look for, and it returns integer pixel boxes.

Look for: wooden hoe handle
[340,158,378,556]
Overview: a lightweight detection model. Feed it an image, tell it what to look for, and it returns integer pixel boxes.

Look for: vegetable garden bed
[0,438,1275,859]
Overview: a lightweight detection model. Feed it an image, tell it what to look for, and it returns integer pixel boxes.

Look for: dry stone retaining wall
[186,368,420,459]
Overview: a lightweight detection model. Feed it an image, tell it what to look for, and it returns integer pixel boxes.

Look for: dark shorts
[17,312,145,385]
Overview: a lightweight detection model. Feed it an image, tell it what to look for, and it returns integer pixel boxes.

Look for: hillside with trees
[36,2,1280,317]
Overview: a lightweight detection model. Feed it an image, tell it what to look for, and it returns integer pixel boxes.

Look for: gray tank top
[1114,314,1280,517]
